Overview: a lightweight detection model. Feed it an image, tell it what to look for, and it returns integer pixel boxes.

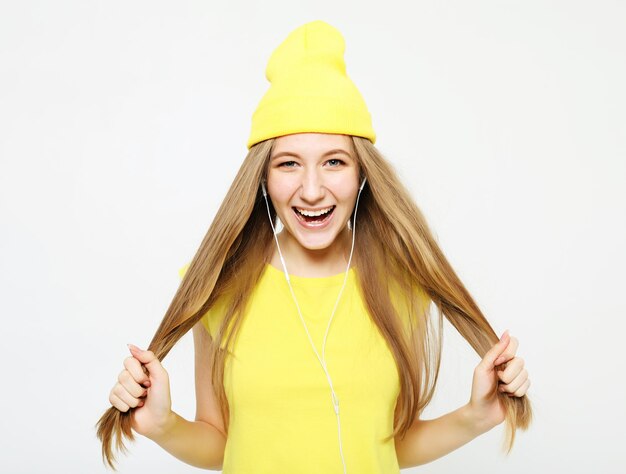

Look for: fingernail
[127,343,141,352]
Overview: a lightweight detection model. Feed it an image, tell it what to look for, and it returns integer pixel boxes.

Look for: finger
[499,368,528,394]
[109,392,130,412]
[117,369,148,398]
[127,344,166,380]
[496,357,525,384]
[506,378,531,397]
[479,330,511,370]
[123,356,151,387]
[495,336,519,366]
[113,383,143,409]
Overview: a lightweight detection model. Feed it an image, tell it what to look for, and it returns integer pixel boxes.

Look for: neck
[272,227,353,278]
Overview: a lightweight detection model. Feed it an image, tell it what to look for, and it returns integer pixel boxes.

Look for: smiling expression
[265,133,361,251]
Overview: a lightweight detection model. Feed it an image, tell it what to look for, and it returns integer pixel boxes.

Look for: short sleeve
[178,262,228,337]
[389,278,431,333]
[178,262,191,280]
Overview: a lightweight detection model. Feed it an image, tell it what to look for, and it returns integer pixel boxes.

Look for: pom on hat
[247,20,376,149]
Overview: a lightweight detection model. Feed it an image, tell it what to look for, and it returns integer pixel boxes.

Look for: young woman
[96,20,532,473]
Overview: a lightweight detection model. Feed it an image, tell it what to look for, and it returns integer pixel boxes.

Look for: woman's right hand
[108,344,173,439]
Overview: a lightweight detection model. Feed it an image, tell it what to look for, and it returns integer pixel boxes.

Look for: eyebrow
[271,148,353,161]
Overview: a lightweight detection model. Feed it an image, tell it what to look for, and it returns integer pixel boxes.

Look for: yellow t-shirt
[179,262,403,473]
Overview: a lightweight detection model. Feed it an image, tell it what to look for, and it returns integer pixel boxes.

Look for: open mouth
[292,205,336,224]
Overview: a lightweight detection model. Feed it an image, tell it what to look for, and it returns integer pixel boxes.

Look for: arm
[140,320,227,470]
[396,331,530,468]
[146,411,227,470]
[394,403,494,468]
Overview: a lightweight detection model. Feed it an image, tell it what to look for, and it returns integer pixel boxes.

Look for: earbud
[359,177,367,191]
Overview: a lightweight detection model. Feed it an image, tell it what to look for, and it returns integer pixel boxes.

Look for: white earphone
[260,175,367,474]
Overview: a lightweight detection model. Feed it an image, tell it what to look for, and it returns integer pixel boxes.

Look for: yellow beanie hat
[247,20,376,149]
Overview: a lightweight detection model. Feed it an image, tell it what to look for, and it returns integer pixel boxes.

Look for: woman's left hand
[467,330,531,431]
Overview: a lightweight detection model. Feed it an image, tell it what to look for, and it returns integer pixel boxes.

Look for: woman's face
[266,132,361,252]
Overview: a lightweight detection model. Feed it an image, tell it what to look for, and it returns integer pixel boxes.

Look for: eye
[278,161,298,168]
[326,158,345,167]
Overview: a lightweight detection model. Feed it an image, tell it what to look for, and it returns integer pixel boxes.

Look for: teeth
[295,206,334,217]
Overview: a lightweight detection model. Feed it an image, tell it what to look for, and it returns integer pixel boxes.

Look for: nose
[299,169,325,203]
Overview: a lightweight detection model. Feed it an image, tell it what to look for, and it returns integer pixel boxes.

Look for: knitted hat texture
[247,20,376,149]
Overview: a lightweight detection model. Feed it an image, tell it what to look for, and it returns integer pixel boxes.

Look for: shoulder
[388,277,431,320]
[177,262,232,336]
[178,262,191,279]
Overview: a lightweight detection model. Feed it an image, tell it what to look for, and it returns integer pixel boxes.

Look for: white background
[1,1,624,472]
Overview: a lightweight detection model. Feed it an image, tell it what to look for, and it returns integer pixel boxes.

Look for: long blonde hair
[95,136,532,469]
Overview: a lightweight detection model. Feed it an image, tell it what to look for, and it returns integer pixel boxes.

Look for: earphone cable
[261,178,366,474]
